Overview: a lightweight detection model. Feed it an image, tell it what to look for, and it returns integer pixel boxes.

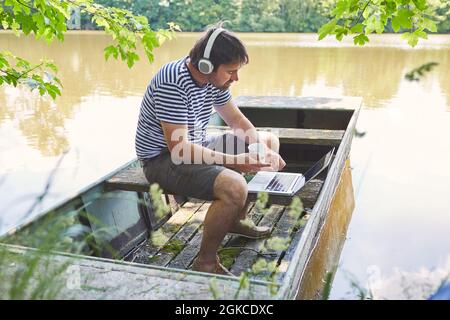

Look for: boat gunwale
[1,243,275,299]
[1,158,138,238]
[276,98,362,299]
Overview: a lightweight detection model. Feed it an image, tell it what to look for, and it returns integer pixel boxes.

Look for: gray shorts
[141,133,249,200]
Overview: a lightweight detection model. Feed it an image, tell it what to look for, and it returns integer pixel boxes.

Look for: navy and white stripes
[135,57,231,160]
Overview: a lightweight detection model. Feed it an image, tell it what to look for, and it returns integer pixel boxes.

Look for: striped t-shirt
[135,57,231,160]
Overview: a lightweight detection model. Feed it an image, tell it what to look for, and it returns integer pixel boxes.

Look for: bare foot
[192,257,234,276]
[228,221,271,239]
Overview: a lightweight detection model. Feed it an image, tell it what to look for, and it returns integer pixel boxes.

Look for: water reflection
[1,32,449,156]
[340,255,450,300]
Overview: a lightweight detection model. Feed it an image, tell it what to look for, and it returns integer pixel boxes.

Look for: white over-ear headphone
[198,28,225,75]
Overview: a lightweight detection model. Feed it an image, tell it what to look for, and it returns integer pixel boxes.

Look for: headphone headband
[203,28,225,60]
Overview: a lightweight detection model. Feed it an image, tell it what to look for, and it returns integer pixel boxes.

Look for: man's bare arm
[160,121,269,172]
[213,99,260,145]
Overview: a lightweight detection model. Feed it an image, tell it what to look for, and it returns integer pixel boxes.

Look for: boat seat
[206,126,344,146]
[105,166,154,193]
[104,165,324,207]
[104,165,188,205]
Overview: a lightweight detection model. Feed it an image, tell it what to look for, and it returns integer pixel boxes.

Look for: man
[135,24,286,275]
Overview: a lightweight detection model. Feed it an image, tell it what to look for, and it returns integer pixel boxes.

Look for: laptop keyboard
[266,174,297,192]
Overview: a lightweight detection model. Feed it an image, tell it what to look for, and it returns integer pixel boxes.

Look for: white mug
[248,142,266,162]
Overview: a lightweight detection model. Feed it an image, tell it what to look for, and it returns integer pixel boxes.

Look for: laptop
[247,148,335,196]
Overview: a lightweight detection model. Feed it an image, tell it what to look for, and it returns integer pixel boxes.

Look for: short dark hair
[189,24,249,72]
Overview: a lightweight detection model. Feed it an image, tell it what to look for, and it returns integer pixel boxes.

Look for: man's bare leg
[194,169,247,272]
[193,133,281,272]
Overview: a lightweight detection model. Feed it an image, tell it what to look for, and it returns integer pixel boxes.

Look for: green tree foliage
[235,0,285,32]
[0,0,178,99]
[80,0,449,34]
[89,0,238,32]
[318,0,439,47]
[280,0,336,32]
[430,0,450,33]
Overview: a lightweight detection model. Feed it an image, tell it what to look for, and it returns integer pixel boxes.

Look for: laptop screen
[303,148,334,183]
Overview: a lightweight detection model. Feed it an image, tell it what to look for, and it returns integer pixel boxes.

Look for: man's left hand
[262,148,286,172]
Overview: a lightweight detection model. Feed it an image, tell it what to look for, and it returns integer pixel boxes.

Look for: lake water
[0,31,449,299]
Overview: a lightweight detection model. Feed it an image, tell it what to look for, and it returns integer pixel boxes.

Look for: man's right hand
[226,153,271,173]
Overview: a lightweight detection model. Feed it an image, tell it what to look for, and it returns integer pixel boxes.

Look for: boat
[0,95,362,299]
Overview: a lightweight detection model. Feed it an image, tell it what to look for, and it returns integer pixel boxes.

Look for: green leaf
[365,15,377,34]
[11,21,20,36]
[144,49,154,63]
[318,19,337,41]
[126,51,139,68]
[350,23,364,34]
[421,18,437,33]
[396,9,413,29]
[413,29,427,40]
[335,26,348,41]
[44,62,58,73]
[386,0,397,14]
[353,34,370,46]
[391,16,401,32]
[401,32,418,47]
[104,45,118,61]
[0,54,9,68]
[412,0,427,11]
[32,13,45,30]
[332,0,347,18]
[375,17,385,34]
[143,30,159,50]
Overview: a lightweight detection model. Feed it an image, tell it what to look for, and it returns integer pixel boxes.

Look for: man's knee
[213,170,248,208]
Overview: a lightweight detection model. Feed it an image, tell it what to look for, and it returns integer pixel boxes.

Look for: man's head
[189,24,249,90]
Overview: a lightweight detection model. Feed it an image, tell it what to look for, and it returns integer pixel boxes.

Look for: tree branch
[15,0,34,10]
[18,62,44,79]
[353,0,372,27]
[0,62,44,81]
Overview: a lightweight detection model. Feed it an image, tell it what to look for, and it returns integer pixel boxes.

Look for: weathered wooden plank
[214,201,282,269]
[214,202,277,270]
[150,202,211,267]
[105,166,149,193]
[130,201,205,264]
[254,213,310,281]
[169,227,204,270]
[234,96,362,111]
[229,205,285,276]
[165,194,180,213]
[207,126,344,146]
[170,203,257,270]
[3,244,274,300]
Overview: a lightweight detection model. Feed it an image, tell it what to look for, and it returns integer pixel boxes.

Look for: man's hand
[227,153,271,173]
[262,148,286,172]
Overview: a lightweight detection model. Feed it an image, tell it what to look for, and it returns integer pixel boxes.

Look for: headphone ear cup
[198,58,213,75]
